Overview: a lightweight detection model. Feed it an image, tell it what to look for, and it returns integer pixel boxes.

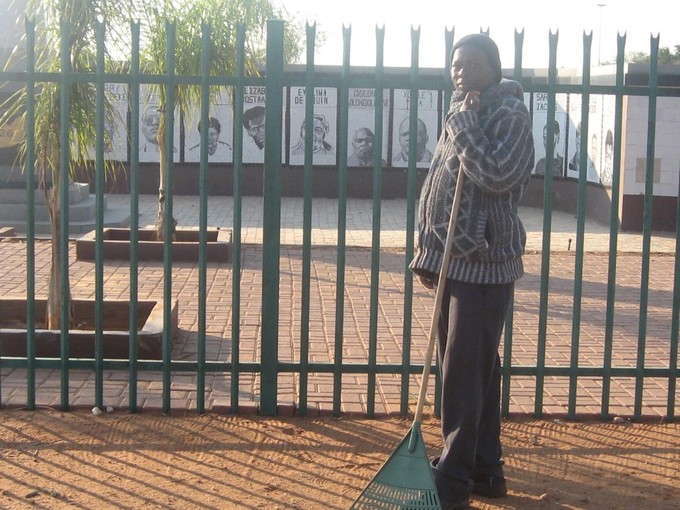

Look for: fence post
[260,19,285,416]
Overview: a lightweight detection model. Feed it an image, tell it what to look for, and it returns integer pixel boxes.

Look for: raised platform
[75,227,232,263]
[0,297,177,360]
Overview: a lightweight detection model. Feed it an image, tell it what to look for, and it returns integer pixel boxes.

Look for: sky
[278,0,680,69]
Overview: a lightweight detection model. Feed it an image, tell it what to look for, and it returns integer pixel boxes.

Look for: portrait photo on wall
[139,85,180,164]
[600,95,616,187]
[587,94,603,184]
[184,88,233,163]
[565,93,583,180]
[103,82,128,162]
[83,82,128,162]
[346,88,389,167]
[288,86,338,166]
[531,92,567,178]
[391,89,439,168]
[0,96,21,152]
[242,85,267,163]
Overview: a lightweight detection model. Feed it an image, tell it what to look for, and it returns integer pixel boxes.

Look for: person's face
[605,132,614,160]
[415,122,428,153]
[142,108,160,144]
[353,129,375,160]
[104,119,114,153]
[313,118,328,150]
[207,126,220,155]
[543,126,560,153]
[590,135,599,164]
[399,120,427,155]
[246,114,266,149]
[398,120,410,153]
[451,45,497,94]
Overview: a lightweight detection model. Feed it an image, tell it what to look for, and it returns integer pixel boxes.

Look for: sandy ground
[1,409,679,509]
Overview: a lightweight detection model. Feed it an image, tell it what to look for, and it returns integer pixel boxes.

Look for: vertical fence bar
[567,29,589,420]
[162,22,177,414]
[260,19,285,416]
[668,160,680,420]
[59,20,72,411]
[331,25,350,416]
[94,21,106,410]
[366,27,396,418]
[431,28,455,419]
[399,25,418,416]
[513,29,524,81]
[299,22,317,417]
[533,31,559,418]
[601,33,625,419]
[399,24,420,416]
[231,25,246,413]
[331,26,350,418]
[634,35,659,420]
[503,28,525,418]
[196,22,211,414]
[23,18,37,410]
[128,21,141,413]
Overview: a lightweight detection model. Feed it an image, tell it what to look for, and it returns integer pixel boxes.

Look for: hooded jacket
[409,79,535,285]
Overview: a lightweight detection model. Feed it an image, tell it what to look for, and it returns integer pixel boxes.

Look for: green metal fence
[0,19,679,421]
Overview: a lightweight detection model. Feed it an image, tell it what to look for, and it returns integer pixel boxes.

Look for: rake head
[350,423,441,509]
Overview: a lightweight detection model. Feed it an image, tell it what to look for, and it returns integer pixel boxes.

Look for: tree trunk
[45,183,72,330]
[155,113,176,241]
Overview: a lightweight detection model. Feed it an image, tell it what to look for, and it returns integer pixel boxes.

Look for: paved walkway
[1,195,678,418]
[108,194,678,253]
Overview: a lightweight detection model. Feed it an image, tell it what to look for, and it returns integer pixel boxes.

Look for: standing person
[409,34,534,509]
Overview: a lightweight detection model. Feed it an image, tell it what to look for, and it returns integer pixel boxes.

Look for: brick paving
[1,195,678,418]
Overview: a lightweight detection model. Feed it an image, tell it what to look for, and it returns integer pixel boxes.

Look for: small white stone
[106,406,114,413]
[613,416,626,424]
[91,406,102,416]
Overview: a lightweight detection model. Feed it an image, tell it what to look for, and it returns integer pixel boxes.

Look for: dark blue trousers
[432,279,514,500]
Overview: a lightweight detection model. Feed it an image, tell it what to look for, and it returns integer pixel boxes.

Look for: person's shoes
[403,493,469,510]
[431,463,473,509]
[438,493,472,509]
[471,473,508,498]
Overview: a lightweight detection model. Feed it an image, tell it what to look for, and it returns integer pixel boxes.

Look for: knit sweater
[409,79,535,285]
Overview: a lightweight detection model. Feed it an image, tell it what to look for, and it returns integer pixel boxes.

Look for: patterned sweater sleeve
[448,98,534,195]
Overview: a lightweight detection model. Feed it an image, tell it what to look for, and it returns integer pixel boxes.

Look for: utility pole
[597,3,607,66]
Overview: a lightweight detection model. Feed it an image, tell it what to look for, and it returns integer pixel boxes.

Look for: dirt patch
[0,409,678,509]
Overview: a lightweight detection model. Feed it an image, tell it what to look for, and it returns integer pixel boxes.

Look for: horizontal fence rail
[0,19,679,421]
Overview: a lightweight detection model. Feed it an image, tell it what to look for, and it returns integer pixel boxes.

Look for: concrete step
[0,182,90,205]
[3,207,130,237]
[0,195,107,222]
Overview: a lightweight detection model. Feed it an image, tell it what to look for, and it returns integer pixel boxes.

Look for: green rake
[351,171,465,510]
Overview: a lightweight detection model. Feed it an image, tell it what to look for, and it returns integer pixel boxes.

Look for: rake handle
[412,169,465,426]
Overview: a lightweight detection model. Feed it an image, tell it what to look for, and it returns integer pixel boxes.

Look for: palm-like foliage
[0,0,131,328]
[136,0,304,239]
[1,0,306,327]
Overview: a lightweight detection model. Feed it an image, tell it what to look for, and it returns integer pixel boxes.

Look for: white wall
[623,96,680,197]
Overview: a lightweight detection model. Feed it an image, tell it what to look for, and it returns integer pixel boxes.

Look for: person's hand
[461,91,481,112]
[419,275,434,290]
